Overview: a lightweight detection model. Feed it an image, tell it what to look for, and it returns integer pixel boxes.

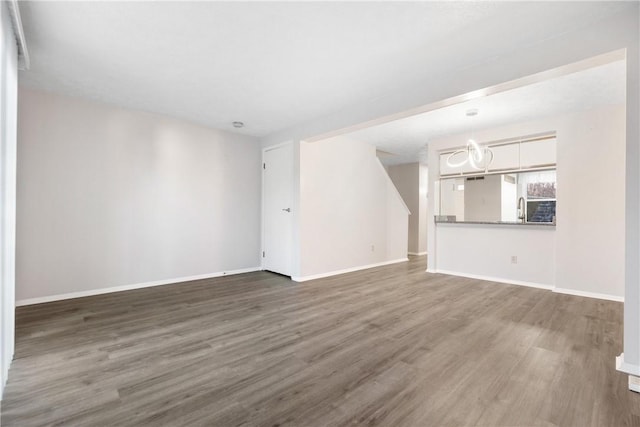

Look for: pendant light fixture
[446,109,493,170]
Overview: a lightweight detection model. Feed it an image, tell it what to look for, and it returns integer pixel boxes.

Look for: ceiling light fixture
[446,109,493,170]
[232,121,244,128]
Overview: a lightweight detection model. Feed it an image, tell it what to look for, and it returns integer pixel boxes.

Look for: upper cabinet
[440,153,482,175]
[519,138,556,168]
[439,135,556,177]
[487,143,520,172]
[439,154,457,176]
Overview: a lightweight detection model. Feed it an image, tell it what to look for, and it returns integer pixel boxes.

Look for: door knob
[282,208,291,212]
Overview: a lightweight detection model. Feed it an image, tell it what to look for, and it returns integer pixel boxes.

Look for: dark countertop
[435,219,556,227]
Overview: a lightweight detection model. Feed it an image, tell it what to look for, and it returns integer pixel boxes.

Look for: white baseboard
[553,287,623,302]
[408,252,427,256]
[292,258,409,282]
[427,269,624,302]
[427,269,553,290]
[15,267,262,306]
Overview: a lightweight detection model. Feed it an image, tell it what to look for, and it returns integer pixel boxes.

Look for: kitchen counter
[435,218,556,227]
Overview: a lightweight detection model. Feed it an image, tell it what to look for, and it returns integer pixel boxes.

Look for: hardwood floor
[2,256,638,426]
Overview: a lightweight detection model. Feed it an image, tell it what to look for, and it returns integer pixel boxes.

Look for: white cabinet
[440,152,486,175]
[439,153,458,176]
[520,138,556,168]
[458,158,484,174]
[487,143,520,171]
[439,136,556,177]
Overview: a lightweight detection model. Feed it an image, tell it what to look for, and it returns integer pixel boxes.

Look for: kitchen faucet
[517,197,525,223]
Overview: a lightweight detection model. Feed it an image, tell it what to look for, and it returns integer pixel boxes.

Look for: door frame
[261,141,294,273]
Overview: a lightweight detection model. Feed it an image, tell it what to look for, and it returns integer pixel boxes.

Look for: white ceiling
[346,60,626,165]
[18,1,633,138]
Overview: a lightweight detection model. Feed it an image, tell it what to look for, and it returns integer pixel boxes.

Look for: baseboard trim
[408,252,428,256]
[428,269,553,290]
[292,258,409,282]
[553,287,623,302]
[426,269,624,302]
[15,267,262,306]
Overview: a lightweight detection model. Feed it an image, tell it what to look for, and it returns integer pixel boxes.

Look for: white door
[263,143,294,276]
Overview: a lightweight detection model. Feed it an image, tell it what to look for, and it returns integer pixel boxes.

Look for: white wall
[297,137,408,279]
[555,106,625,299]
[388,163,418,254]
[436,224,556,288]
[1,1,18,400]
[428,105,625,299]
[16,88,262,303]
[440,177,465,221]
[388,163,428,255]
[418,164,428,254]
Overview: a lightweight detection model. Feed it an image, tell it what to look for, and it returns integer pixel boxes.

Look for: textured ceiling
[347,60,626,166]
[18,1,632,138]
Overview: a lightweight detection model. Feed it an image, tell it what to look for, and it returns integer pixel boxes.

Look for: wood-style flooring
[2,256,639,426]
